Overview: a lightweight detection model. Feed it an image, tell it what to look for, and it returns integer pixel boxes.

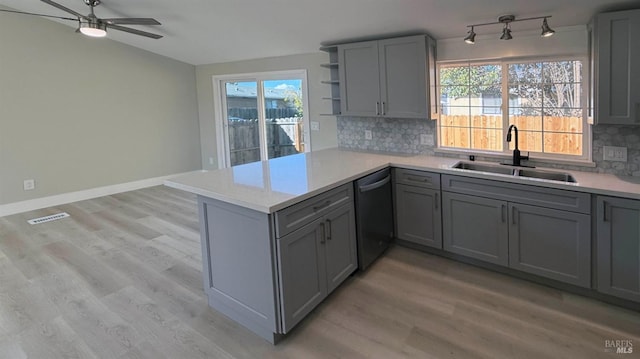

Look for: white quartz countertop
[165,148,640,213]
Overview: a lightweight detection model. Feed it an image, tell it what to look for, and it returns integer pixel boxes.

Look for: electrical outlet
[603,146,628,162]
[310,121,320,131]
[365,130,372,140]
[23,179,35,191]
[420,134,434,146]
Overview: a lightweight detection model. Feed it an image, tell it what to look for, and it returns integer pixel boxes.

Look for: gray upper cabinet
[338,35,435,119]
[593,9,640,125]
[442,191,509,266]
[509,203,591,288]
[394,169,442,249]
[597,196,640,302]
[338,41,381,117]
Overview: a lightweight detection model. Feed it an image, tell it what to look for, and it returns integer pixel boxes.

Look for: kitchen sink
[517,169,576,183]
[451,162,517,175]
[452,161,577,183]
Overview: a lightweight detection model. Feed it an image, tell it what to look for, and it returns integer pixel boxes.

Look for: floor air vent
[27,212,70,225]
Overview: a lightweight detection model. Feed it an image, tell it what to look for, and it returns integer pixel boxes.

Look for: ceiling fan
[0,0,162,39]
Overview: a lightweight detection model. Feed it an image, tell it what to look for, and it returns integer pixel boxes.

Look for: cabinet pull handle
[501,204,506,223]
[603,202,608,222]
[434,193,439,210]
[376,102,380,115]
[512,207,518,225]
[407,176,430,183]
[382,102,386,115]
[313,200,331,212]
[326,219,332,240]
[320,222,326,244]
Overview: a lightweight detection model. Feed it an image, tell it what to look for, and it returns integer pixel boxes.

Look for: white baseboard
[0,171,202,218]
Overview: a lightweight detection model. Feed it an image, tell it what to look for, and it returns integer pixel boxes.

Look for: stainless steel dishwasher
[354,168,394,270]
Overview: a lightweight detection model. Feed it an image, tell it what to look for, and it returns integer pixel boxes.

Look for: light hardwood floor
[0,185,638,358]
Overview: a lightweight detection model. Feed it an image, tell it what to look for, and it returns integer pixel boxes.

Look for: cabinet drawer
[394,168,440,189]
[275,184,353,238]
[442,175,591,214]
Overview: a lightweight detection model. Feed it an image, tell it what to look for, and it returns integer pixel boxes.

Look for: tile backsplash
[337,117,640,177]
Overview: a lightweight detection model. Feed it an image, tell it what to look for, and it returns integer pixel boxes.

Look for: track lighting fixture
[464,26,476,44]
[464,15,554,43]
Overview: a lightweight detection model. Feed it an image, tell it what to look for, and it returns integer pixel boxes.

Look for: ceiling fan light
[464,27,476,44]
[79,21,107,37]
[541,18,555,37]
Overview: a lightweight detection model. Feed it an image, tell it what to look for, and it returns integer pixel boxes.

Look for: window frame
[436,56,592,163]
[212,70,311,168]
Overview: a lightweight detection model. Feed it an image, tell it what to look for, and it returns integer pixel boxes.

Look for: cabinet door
[324,203,357,294]
[597,196,640,302]
[442,192,508,266]
[395,183,442,249]
[378,36,428,118]
[338,41,381,117]
[277,218,327,333]
[595,10,640,125]
[509,203,591,287]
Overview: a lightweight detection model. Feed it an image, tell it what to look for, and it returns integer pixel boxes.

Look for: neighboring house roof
[226,85,299,100]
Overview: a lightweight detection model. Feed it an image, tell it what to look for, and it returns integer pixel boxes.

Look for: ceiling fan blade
[40,0,87,19]
[107,24,163,39]
[0,8,77,21]
[103,18,161,26]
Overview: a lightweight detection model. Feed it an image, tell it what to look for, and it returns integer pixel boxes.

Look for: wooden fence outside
[439,115,583,155]
[227,117,304,166]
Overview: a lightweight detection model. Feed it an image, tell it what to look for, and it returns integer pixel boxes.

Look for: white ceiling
[0,0,637,65]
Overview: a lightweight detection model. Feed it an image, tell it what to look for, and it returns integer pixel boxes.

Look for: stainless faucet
[506,125,529,166]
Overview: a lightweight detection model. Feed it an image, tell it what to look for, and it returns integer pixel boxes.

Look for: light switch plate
[310,121,320,131]
[603,146,627,162]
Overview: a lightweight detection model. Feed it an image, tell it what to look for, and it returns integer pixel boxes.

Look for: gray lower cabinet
[509,203,591,287]
[276,218,327,333]
[441,175,592,287]
[277,202,357,333]
[395,184,442,248]
[394,168,442,249]
[442,191,509,266]
[198,183,356,343]
[597,196,640,302]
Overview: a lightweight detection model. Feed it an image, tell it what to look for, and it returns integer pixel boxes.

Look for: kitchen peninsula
[165,148,640,342]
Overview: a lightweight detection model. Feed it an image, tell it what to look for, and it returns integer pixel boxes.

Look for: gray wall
[195,53,338,170]
[0,8,201,205]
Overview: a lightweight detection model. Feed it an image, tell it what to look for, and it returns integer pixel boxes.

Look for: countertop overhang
[165,148,640,213]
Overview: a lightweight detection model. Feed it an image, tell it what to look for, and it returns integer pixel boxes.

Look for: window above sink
[437,57,590,164]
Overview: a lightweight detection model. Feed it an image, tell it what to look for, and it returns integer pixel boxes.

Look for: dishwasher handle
[358,174,391,193]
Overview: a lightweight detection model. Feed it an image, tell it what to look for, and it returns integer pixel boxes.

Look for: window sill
[434,148,596,168]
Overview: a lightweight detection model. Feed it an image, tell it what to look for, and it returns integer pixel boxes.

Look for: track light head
[500,24,513,40]
[464,27,476,44]
[541,18,555,37]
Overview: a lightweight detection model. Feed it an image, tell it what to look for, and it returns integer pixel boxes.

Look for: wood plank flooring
[1,185,638,358]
